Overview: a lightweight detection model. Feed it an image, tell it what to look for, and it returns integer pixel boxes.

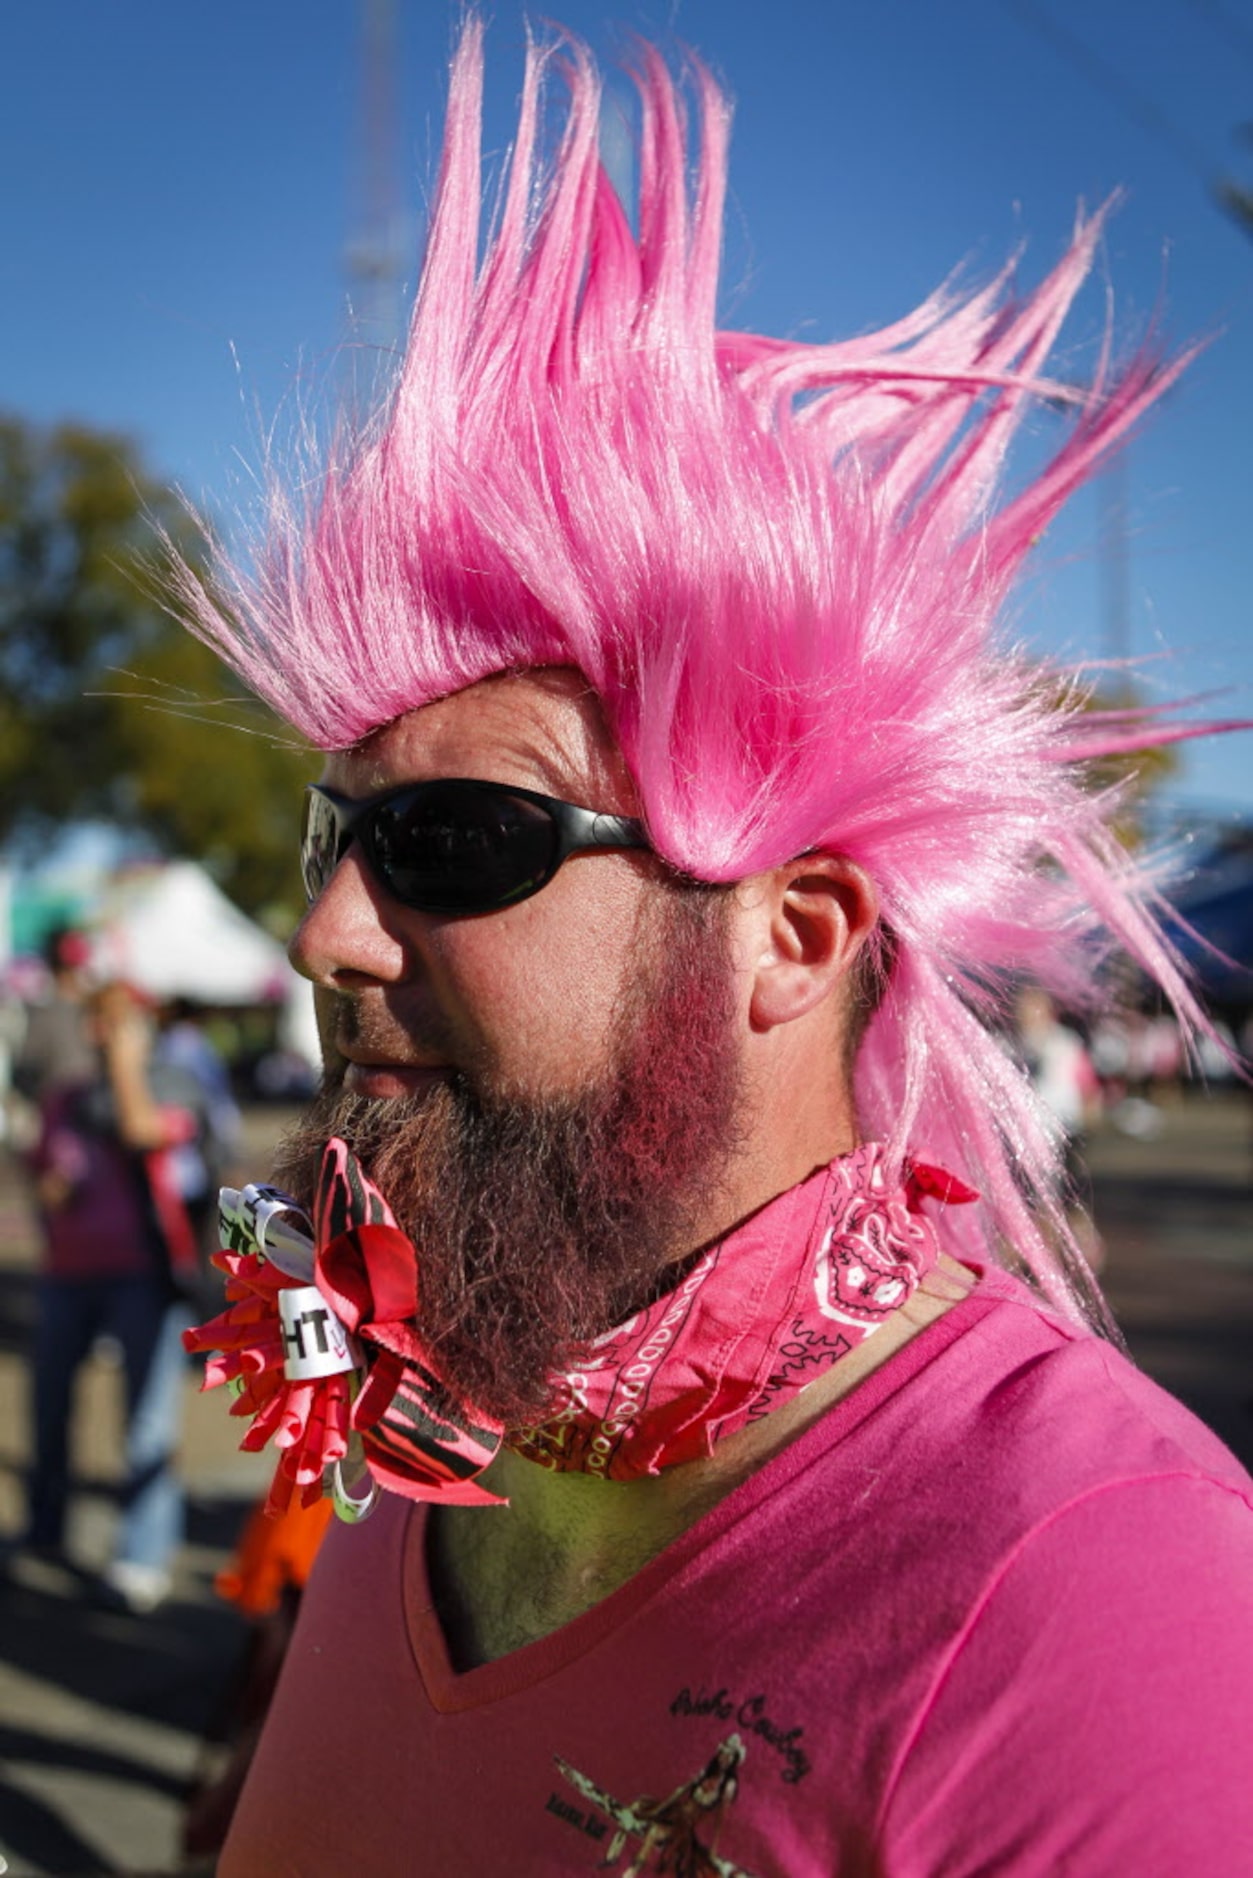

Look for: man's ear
[746,855,879,1032]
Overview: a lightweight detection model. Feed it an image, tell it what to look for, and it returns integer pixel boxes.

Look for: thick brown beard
[271,883,744,1428]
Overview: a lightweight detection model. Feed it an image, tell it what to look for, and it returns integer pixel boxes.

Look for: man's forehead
[320,667,636,809]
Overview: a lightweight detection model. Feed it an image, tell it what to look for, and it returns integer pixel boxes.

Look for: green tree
[1026,667,1180,850]
[0,415,315,926]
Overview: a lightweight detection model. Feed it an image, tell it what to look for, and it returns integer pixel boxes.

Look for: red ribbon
[316,1223,422,1355]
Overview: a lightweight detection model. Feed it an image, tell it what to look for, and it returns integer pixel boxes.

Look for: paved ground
[0,1093,1249,1875]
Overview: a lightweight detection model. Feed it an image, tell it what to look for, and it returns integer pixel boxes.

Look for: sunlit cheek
[424,870,640,1084]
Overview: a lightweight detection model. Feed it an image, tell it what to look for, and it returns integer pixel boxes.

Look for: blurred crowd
[0,926,332,1862]
[1014,983,1251,1271]
[1,926,244,1613]
[1017,984,1250,1141]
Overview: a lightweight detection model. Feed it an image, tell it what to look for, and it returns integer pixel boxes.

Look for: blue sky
[3,0,1251,820]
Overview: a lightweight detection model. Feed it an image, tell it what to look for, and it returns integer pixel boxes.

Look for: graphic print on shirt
[670,1685,811,1785]
[552,1733,760,1877]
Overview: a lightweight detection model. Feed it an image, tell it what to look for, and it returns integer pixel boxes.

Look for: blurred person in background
[178,20,1253,1872]
[1015,984,1097,1178]
[155,997,243,1311]
[1014,983,1104,1268]
[1094,1004,1188,1138]
[11,926,95,1110]
[19,980,205,1612]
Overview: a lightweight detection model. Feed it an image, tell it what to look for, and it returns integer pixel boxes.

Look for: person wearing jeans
[25,981,201,1611]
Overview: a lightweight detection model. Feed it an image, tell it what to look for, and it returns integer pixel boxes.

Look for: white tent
[93,860,292,1005]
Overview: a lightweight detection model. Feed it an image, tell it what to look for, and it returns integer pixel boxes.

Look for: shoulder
[877,1466,1253,1872]
[752,1266,1251,1686]
[901,1264,1250,1503]
[847,1276,1253,1868]
[779,1262,1250,1508]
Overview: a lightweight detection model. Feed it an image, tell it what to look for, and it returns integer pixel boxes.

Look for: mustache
[317,990,465,1079]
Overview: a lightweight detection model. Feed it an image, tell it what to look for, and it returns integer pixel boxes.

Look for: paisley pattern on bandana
[815,1148,949,1328]
[186,1139,976,1521]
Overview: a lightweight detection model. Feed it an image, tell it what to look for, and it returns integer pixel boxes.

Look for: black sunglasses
[301,778,649,916]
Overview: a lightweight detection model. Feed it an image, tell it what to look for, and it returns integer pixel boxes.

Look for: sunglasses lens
[369,785,560,913]
[301,790,344,903]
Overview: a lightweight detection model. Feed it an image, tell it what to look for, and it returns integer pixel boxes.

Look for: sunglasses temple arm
[585,812,648,850]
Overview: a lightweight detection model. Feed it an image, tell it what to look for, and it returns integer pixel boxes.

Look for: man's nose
[288,845,411,989]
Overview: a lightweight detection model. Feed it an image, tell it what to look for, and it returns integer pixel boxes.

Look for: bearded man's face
[275,877,744,1426]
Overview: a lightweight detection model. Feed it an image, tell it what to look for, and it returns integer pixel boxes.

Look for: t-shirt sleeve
[878,1473,1253,1877]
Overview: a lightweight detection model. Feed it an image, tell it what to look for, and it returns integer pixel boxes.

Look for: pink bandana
[510,1144,976,1477]
[185,1140,975,1521]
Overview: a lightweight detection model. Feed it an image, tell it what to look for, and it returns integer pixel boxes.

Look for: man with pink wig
[183,20,1252,1873]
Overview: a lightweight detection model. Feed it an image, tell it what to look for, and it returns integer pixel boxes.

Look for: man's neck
[425,1256,974,1669]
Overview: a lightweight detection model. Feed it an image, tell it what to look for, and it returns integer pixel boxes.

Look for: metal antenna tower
[345,0,405,361]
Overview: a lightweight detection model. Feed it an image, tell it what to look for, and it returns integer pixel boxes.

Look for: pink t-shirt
[35,1083,155,1281]
[222,1268,1253,1876]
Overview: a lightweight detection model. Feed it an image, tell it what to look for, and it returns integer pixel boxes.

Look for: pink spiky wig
[181,18,1221,1322]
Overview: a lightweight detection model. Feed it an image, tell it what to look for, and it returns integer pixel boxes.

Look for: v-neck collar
[402,1271,1001,1713]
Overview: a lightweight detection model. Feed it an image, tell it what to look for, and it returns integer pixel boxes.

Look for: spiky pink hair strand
[181,18,1222,1322]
